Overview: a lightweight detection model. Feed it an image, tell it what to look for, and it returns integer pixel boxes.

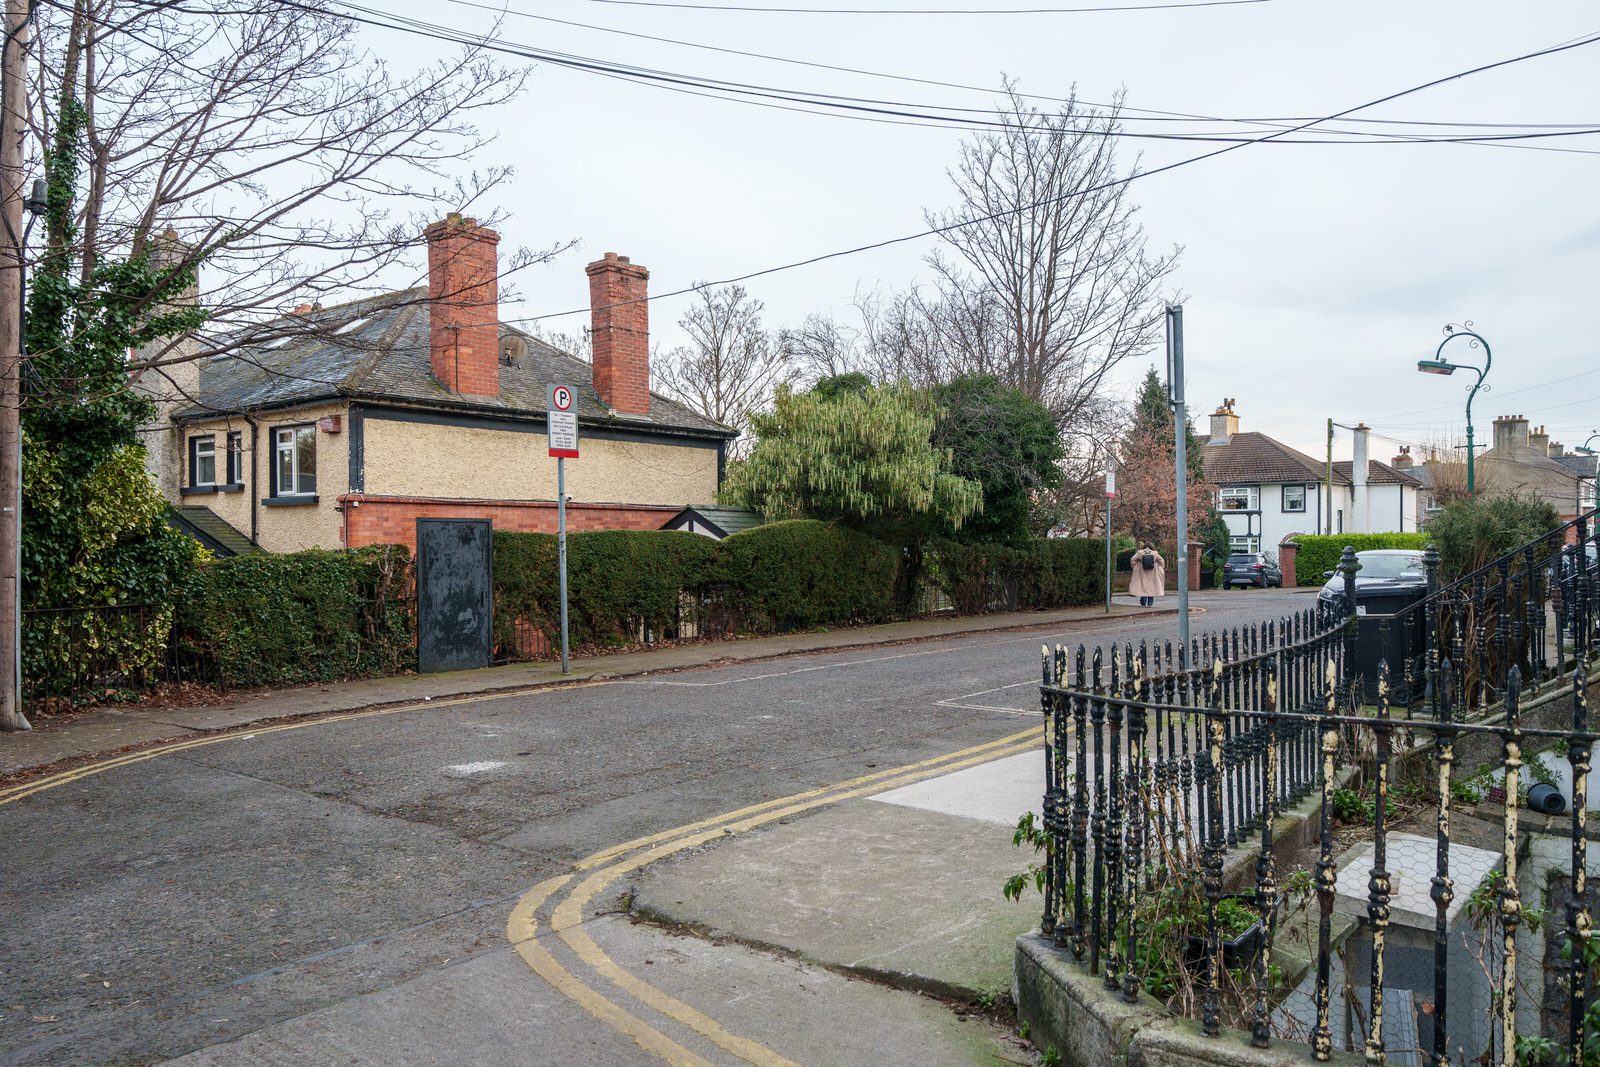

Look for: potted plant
[1185,893,1270,971]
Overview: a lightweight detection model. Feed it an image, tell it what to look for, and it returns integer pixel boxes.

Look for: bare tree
[27,0,559,395]
[654,284,793,441]
[923,85,1180,424]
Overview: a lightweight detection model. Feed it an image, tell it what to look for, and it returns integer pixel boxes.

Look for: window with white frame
[1281,484,1307,513]
[1218,486,1259,512]
[189,435,216,487]
[226,431,243,485]
[1229,535,1261,553]
[274,425,317,496]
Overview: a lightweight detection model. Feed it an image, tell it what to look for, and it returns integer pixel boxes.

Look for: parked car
[1224,553,1282,589]
[1317,549,1427,608]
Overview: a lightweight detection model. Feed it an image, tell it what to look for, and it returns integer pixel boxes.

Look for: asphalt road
[0,589,1310,1065]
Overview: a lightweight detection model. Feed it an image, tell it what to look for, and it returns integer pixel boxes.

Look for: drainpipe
[244,414,259,547]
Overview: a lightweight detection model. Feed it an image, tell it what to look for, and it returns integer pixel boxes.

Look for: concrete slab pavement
[627,791,1045,999]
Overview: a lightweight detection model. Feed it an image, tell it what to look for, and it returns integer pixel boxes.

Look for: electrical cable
[566,0,1272,14]
[438,0,1600,138]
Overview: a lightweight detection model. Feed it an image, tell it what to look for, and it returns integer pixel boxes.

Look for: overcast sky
[376,0,1600,464]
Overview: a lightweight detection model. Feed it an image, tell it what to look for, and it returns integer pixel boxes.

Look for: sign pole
[1167,305,1191,677]
[558,456,569,675]
[1105,460,1115,615]
[546,384,579,676]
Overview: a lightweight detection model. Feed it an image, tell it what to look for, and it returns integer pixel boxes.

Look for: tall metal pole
[1167,305,1190,666]
[557,457,570,674]
[1104,464,1113,615]
[0,0,29,731]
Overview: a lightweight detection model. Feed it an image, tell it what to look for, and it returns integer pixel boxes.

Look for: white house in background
[1200,401,1422,557]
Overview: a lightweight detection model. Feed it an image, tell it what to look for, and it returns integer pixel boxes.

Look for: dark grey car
[1225,553,1282,588]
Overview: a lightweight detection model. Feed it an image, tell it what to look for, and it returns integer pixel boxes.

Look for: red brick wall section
[586,253,650,416]
[426,214,501,398]
[340,495,680,551]
[1278,542,1299,587]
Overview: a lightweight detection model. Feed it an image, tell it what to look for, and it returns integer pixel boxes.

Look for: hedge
[718,520,900,630]
[1286,533,1430,586]
[175,545,414,687]
[493,529,719,647]
[492,521,899,647]
[932,538,1103,614]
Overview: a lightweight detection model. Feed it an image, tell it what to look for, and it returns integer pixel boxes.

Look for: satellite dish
[500,333,529,367]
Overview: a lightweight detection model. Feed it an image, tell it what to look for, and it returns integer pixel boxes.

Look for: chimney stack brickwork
[1208,400,1239,445]
[587,253,651,416]
[1529,425,1551,456]
[1492,414,1530,454]
[425,214,501,398]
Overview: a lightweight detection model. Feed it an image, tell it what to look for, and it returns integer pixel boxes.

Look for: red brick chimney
[586,252,650,416]
[425,214,500,398]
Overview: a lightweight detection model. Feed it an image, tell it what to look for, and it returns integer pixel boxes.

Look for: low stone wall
[1014,933,1364,1067]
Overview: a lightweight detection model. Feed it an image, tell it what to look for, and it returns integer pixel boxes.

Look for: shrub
[492,529,718,647]
[1286,533,1430,586]
[1424,492,1562,583]
[932,538,1103,614]
[176,545,413,687]
[717,520,899,630]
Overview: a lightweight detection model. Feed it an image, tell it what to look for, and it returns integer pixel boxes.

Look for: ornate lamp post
[1417,324,1492,495]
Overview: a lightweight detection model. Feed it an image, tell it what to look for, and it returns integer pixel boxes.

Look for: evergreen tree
[1114,367,1215,548]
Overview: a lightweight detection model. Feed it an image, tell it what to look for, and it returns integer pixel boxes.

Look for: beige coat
[1129,549,1166,598]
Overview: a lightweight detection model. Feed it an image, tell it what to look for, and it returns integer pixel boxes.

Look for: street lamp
[1415,325,1492,495]
[1578,431,1599,516]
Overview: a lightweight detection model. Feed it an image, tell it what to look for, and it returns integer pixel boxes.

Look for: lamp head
[24,178,46,219]
[1417,359,1456,376]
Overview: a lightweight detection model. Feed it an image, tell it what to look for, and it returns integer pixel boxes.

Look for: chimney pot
[425,215,501,398]
[1207,401,1239,445]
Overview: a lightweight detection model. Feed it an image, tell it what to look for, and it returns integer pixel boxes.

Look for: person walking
[1129,543,1166,608]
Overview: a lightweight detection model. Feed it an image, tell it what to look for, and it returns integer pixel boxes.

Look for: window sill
[219,483,246,493]
[262,495,319,507]
[180,485,219,496]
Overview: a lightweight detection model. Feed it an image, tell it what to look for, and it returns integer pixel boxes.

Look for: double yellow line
[507,724,1043,1066]
[0,682,611,808]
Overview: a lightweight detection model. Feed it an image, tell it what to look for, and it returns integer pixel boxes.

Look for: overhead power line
[438,0,1600,139]
[567,0,1272,13]
[327,3,1600,150]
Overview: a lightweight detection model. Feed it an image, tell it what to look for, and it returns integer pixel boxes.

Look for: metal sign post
[1105,462,1115,614]
[1165,305,1191,678]
[547,385,579,674]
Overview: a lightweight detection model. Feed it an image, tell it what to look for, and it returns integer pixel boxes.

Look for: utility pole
[0,0,29,732]
[1325,419,1334,536]
[1165,305,1190,671]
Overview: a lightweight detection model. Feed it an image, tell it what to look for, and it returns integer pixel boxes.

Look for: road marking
[934,700,1036,716]
[0,682,613,807]
[506,876,718,1067]
[511,728,1042,1066]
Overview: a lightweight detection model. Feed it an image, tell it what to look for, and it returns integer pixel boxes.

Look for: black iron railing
[1038,544,1600,1063]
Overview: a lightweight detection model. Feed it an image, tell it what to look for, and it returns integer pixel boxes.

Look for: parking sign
[547,384,579,458]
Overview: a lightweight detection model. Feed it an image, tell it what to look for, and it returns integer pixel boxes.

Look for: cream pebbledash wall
[176,402,350,552]
[360,414,720,506]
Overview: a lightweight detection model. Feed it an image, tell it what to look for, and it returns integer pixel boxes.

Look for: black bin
[1352,586,1428,705]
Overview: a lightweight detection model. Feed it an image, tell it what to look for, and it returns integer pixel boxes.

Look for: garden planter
[1184,894,1268,971]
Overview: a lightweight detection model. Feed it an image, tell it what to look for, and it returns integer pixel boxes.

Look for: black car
[1317,549,1426,609]
[1225,553,1282,589]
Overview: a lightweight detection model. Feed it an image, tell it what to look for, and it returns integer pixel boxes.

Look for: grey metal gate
[416,518,492,673]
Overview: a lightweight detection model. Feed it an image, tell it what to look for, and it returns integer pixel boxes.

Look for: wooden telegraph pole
[0,0,29,731]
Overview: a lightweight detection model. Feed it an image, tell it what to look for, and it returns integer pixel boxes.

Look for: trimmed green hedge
[493,520,899,648]
[493,529,719,647]
[176,545,414,687]
[933,538,1103,614]
[1286,533,1430,586]
[718,520,899,630]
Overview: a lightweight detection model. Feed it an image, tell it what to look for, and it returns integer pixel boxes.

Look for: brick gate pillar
[1278,540,1299,588]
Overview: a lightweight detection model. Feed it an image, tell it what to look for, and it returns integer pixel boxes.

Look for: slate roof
[165,505,262,557]
[666,505,763,538]
[1553,453,1599,480]
[1203,432,1342,486]
[177,290,735,441]
[1332,460,1423,487]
